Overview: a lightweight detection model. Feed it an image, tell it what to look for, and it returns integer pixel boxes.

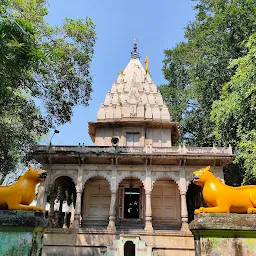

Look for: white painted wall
[94,126,172,147]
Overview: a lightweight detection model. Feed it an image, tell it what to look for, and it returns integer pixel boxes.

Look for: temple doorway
[124,188,140,219]
[118,177,145,220]
[124,241,135,256]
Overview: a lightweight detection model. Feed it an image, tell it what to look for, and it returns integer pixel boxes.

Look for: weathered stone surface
[190,213,256,230]
[42,229,195,256]
[0,210,47,228]
[0,210,47,256]
[189,214,256,256]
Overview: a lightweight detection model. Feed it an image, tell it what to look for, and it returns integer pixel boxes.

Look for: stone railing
[34,144,233,156]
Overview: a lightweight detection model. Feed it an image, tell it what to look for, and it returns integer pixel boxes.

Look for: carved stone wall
[48,169,78,187]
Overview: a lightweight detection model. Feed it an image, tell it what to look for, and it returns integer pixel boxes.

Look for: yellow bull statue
[0,165,47,211]
[193,166,256,214]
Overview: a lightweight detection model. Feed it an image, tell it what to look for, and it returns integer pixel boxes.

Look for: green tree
[160,0,256,185]
[211,34,256,184]
[0,0,96,183]
[161,0,256,146]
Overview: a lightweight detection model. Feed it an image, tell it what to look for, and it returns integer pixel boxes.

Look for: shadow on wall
[186,182,206,223]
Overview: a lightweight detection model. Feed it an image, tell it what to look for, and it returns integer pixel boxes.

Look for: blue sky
[46,0,195,146]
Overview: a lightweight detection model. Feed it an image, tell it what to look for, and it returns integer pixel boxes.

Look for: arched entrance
[124,186,140,219]
[117,177,145,229]
[82,176,111,227]
[48,176,76,228]
[124,241,135,256]
[118,177,145,219]
[151,178,181,230]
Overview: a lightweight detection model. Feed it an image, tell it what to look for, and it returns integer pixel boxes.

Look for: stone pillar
[107,190,117,230]
[36,183,47,210]
[37,164,50,210]
[179,163,190,233]
[56,199,63,228]
[144,191,153,231]
[180,190,189,232]
[63,203,70,228]
[70,203,75,226]
[73,190,82,228]
[48,196,55,228]
[72,166,84,229]
[108,160,117,231]
[144,159,153,231]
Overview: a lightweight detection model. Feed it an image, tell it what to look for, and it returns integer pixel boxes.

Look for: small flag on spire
[145,55,148,74]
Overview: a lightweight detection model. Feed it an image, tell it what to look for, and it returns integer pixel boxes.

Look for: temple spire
[131,38,140,59]
[96,47,171,122]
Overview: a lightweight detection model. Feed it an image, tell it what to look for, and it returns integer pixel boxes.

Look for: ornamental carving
[152,171,180,190]
[116,171,146,188]
[50,169,78,186]
[83,171,112,188]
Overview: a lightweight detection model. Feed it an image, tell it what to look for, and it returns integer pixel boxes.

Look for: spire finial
[131,38,140,59]
[133,38,137,52]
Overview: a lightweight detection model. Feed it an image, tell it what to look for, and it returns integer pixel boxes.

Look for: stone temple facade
[33,41,234,256]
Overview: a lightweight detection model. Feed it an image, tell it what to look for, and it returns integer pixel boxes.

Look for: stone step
[81,219,108,228]
[116,219,145,230]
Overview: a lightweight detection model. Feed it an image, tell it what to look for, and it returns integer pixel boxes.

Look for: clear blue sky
[46,0,195,146]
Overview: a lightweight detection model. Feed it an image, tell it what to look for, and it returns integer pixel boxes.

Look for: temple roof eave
[33,145,234,166]
[33,152,234,167]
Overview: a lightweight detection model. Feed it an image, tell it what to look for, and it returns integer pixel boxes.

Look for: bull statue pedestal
[0,166,48,255]
[0,210,47,256]
[189,213,256,256]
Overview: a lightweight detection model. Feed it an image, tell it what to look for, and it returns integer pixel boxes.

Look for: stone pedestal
[189,213,256,256]
[0,210,47,256]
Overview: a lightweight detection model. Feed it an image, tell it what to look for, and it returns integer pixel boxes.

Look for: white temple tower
[89,39,179,147]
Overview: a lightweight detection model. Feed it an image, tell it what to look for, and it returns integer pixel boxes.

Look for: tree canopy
[160,0,256,184]
[211,34,256,184]
[0,0,96,183]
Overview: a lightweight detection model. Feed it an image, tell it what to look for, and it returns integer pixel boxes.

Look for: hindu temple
[33,40,234,256]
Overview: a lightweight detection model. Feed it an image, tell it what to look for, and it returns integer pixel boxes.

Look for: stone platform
[42,228,194,256]
[189,213,256,256]
[0,210,47,256]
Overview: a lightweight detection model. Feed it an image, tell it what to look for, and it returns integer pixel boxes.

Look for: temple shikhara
[33,40,234,256]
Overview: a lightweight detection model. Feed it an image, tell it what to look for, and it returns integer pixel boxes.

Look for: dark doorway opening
[124,241,135,256]
[124,188,140,219]
[186,183,206,223]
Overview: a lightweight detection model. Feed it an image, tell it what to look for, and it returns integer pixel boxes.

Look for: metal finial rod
[133,38,137,53]
[131,38,140,59]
